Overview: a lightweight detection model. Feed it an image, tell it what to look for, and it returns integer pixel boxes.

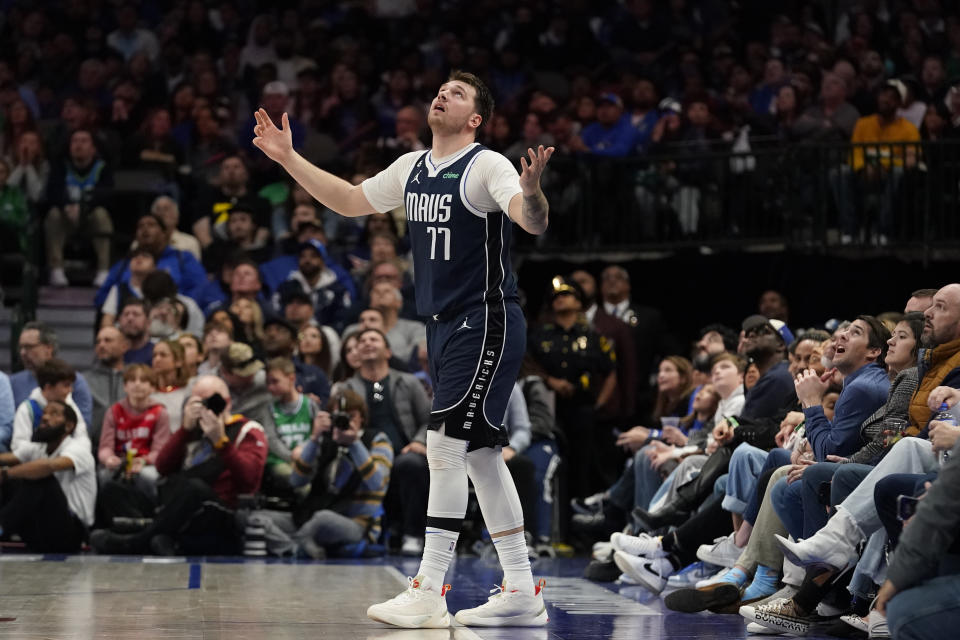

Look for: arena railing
[521,139,960,257]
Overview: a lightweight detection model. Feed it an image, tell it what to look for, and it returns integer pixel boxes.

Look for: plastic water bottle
[934,402,956,466]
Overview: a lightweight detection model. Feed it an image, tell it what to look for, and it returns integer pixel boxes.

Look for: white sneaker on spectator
[612,551,673,594]
[610,532,667,558]
[742,597,814,636]
[367,574,451,628]
[454,579,548,627]
[695,566,731,589]
[867,610,890,638]
[592,540,614,561]
[745,621,785,635]
[667,562,714,588]
[49,268,69,287]
[840,613,869,632]
[696,533,742,567]
[401,535,424,557]
[93,270,109,287]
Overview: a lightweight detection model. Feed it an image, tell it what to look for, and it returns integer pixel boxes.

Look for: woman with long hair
[151,339,190,431]
[330,331,362,388]
[229,298,265,356]
[298,324,332,377]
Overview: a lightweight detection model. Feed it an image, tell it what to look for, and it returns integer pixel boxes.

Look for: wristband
[213,435,230,450]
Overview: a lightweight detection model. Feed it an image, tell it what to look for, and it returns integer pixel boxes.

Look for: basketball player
[252,71,554,628]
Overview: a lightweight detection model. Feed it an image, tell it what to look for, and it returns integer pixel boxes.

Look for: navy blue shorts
[426,301,525,451]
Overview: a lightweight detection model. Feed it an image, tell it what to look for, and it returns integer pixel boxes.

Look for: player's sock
[466,445,534,594]
[418,528,460,588]
[492,531,536,594]
[416,429,470,587]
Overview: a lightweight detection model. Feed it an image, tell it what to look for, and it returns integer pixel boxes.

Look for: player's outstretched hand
[519,144,555,195]
[252,108,294,164]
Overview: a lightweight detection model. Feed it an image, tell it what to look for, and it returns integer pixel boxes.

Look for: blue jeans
[887,573,960,640]
[743,448,792,525]
[771,476,804,540]
[607,444,664,512]
[523,439,561,540]
[723,443,769,514]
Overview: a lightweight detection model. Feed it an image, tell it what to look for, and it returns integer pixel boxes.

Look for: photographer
[90,376,267,555]
[260,389,393,558]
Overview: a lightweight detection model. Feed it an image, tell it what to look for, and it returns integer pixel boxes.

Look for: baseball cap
[742,314,795,345]
[297,238,329,261]
[598,92,624,108]
[658,97,683,115]
[222,342,264,377]
[263,316,296,336]
[262,80,290,96]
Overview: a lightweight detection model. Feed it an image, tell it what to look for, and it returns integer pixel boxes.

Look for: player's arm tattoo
[522,189,549,234]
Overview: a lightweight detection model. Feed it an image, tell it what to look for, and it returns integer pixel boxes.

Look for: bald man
[85,326,130,448]
[910,284,960,433]
[90,375,268,555]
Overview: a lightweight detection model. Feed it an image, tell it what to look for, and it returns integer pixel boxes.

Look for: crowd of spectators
[0,2,959,638]
[5,1,960,265]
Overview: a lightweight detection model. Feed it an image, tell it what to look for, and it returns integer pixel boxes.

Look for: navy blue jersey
[402,145,518,317]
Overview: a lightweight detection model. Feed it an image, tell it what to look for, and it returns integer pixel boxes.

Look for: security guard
[529,276,616,497]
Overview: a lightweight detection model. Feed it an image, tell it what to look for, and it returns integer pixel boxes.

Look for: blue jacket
[94,245,207,307]
[260,255,357,300]
[804,362,890,460]
[742,360,795,421]
[580,114,640,157]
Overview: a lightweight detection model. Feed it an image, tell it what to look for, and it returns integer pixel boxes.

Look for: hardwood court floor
[0,554,841,639]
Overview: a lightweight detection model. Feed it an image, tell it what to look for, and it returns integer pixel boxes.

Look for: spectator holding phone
[90,375,267,555]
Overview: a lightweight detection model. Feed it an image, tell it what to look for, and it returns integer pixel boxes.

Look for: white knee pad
[466,446,525,534]
[425,429,469,520]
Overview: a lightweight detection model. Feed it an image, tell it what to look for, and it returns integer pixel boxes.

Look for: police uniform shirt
[531,320,616,397]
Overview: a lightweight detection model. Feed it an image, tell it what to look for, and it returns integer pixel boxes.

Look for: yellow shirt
[850,115,920,171]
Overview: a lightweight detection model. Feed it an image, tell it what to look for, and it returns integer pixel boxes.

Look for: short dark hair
[448,70,494,131]
[856,314,892,367]
[47,400,78,427]
[120,297,149,315]
[137,212,166,231]
[36,358,76,388]
[911,288,938,299]
[698,323,739,352]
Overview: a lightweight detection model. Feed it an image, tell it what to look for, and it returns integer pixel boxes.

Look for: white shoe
[49,268,69,287]
[454,579,548,627]
[742,597,814,636]
[774,508,863,570]
[401,535,424,557]
[93,270,109,287]
[612,551,673,594]
[867,610,890,638]
[745,621,785,635]
[840,613,869,632]
[367,575,451,628]
[610,532,667,558]
[696,533,742,567]
[667,562,714,588]
[592,540,614,561]
[695,566,730,589]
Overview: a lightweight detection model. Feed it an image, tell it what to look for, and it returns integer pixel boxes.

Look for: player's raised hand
[252,108,294,164]
[519,144,555,195]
